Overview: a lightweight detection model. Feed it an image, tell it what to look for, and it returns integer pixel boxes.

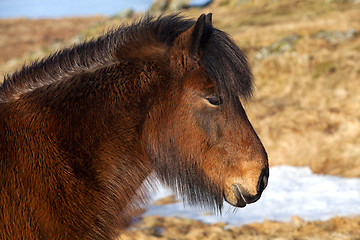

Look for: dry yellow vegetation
[118,215,360,240]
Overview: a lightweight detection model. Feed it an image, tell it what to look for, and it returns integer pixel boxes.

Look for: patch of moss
[311,61,336,79]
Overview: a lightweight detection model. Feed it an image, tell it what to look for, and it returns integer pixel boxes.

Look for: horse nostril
[257,168,269,193]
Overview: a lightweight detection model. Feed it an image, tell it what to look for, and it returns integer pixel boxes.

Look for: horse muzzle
[224,168,269,207]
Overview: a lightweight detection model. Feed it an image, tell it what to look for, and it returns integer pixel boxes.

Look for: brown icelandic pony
[0,14,269,239]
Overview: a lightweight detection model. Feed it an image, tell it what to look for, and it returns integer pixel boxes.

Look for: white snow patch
[144,166,360,226]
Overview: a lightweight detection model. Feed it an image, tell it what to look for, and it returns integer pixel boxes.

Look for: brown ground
[119,215,360,240]
[1,0,359,239]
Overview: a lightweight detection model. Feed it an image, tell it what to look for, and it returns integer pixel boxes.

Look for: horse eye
[205,96,223,106]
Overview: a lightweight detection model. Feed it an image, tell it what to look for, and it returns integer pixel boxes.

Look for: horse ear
[190,13,213,58]
[171,13,213,61]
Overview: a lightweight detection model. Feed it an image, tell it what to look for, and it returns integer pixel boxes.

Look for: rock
[149,0,169,13]
[148,226,164,237]
[149,0,190,14]
[169,0,191,11]
[291,216,305,227]
[219,0,274,7]
[255,34,300,60]
[112,8,134,19]
[152,195,178,206]
[312,29,358,44]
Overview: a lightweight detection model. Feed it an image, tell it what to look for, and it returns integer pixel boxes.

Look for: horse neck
[53,58,155,160]
[3,57,156,188]
[0,58,158,237]
[1,59,155,234]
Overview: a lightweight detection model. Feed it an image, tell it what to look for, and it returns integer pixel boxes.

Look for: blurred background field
[1,0,360,239]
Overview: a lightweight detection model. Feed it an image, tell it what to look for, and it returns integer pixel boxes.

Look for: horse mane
[0,14,252,104]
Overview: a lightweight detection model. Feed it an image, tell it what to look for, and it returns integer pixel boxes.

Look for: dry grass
[118,215,360,239]
[0,16,104,80]
[232,1,360,177]
[0,0,359,177]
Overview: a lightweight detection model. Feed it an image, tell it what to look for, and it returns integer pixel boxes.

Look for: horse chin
[223,185,247,208]
[224,195,247,208]
[224,183,264,208]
